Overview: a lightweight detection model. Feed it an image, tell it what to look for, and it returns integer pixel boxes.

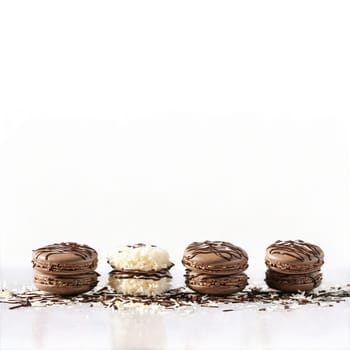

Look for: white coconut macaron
[107,244,174,296]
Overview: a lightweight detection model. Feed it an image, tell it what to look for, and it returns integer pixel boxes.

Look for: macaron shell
[265,240,324,274]
[107,244,173,271]
[32,259,98,275]
[32,242,98,275]
[186,272,248,295]
[265,269,322,292]
[182,241,248,275]
[34,271,98,295]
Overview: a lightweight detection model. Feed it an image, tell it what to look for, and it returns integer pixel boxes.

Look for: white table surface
[1,266,349,350]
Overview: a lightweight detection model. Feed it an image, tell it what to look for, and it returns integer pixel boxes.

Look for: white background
[1,2,350,350]
[1,1,350,274]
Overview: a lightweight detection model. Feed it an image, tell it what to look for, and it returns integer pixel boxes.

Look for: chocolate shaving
[1,284,349,311]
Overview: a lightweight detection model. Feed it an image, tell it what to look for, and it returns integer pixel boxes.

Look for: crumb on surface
[0,285,349,312]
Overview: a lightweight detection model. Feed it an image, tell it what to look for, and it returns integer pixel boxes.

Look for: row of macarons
[31,240,324,296]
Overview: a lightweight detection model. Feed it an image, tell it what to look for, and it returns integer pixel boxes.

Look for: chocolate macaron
[182,241,248,275]
[265,269,322,292]
[34,270,98,295]
[185,271,248,295]
[265,240,324,274]
[182,240,249,295]
[265,240,324,292]
[32,242,99,295]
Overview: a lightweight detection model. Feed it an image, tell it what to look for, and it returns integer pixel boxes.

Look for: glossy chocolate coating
[182,240,248,275]
[186,271,248,295]
[265,240,324,274]
[32,242,98,275]
[265,269,322,292]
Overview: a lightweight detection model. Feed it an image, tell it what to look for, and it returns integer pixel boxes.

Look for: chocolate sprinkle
[1,284,349,311]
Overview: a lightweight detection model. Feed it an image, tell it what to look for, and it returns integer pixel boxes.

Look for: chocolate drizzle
[309,273,322,288]
[110,269,172,281]
[33,242,97,261]
[125,243,157,249]
[185,241,247,261]
[267,240,323,262]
